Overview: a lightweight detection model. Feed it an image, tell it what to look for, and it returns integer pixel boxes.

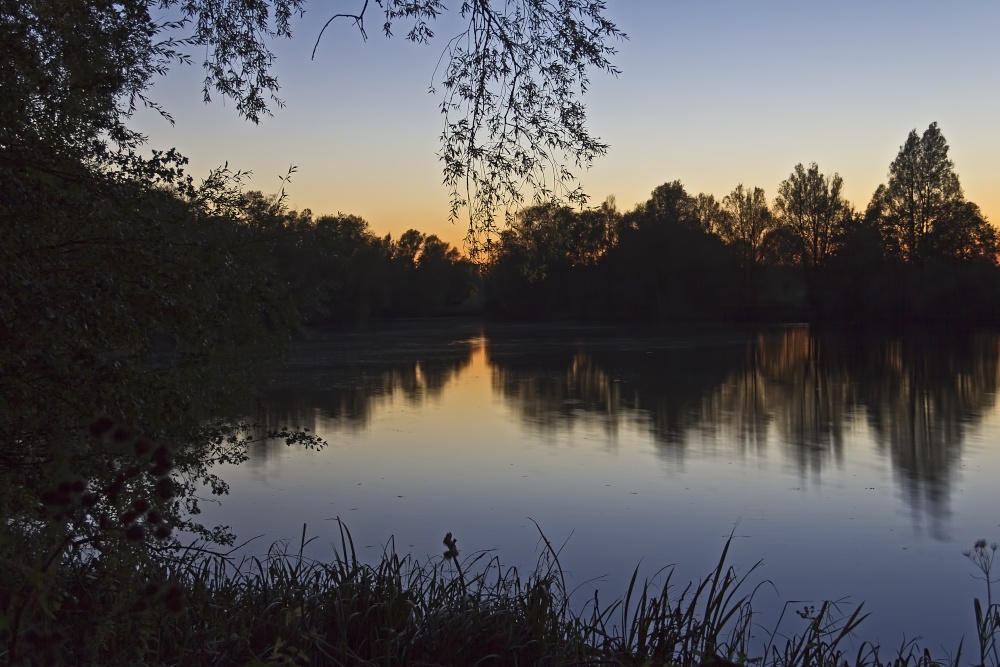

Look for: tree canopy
[2,0,623,243]
[872,122,996,265]
[774,163,847,271]
[720,184,774,268]
[479,122,999,323]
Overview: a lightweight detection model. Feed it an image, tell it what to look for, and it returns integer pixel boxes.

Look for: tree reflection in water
[861,333,1000,533]
[251,324,482,465]
[250,323,1000,528]
[487,325,1000,526]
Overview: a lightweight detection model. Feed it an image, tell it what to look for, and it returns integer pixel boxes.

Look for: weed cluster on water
[5,521,1000,666]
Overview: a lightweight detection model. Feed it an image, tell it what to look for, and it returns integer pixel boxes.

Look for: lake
[199,320,1000,653]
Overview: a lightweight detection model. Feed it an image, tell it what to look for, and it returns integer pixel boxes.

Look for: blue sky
[132,1,1000,248]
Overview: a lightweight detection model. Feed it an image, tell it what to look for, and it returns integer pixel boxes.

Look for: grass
[4,522,997,666]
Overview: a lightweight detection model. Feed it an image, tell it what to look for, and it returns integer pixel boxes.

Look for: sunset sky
[131,1,1000,249]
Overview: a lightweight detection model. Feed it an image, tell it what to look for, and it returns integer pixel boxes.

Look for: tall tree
[720,184,774,268]
[774,162,847,270]
[882,122,963,263]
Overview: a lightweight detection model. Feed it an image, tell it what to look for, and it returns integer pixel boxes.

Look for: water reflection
[251,324,480,465]
[485,325,1000,525]
[486,329,749,461]
[256,323,1000,526]
[860,334,1000,535]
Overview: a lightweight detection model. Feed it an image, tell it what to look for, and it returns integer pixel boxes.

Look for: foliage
[6,520,988,666]
[0,137,329,657]
[295,0,630,242]
[0,0,184,156]
[263,210,476,323]
[318,0,628,244]
[640,180,704,231]
[429,0,625,253]
[0,151,301,438]
[694,192,730,237]
[482,121,1000,325]
[5,0,1000,655]
[927,200,999,262]
[1,3,334,645]
[875,122,988,264]
[5,0,623,241]
[511,202,608,278]
[774,163,848,271]
[0,417,322,664]
[610,182,741,320]
[721,184,775,269]
[481,181,749,320]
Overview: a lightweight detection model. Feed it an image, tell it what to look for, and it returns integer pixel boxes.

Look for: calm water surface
[201,321,1000,651]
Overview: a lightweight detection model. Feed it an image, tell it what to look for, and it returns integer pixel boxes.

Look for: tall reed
[4,522,993,667]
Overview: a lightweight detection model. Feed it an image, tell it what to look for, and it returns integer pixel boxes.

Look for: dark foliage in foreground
[6,516,997,666]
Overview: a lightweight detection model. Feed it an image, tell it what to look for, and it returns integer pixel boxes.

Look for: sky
[131,1,1000,250]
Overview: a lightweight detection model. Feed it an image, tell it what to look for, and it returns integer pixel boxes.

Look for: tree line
[484,122,1000,325]
[228,121,997,327]
[242,194,477,323]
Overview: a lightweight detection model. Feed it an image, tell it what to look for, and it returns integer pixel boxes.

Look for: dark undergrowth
[5,522,999,667]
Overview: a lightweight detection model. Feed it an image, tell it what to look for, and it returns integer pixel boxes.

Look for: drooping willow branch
[309,0,625,258]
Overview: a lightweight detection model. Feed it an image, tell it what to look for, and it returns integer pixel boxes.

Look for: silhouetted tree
[394,229,426,269]
[760,226,803,267]
[304,214,389,322]
[643,180,701,230]
[576,196,622,264]
[509,203,577,281]
[610,182,739,320]
[484,203,582,317]
[815,207,885,318]
[774,163,848,271]
[693,192,728,237]
[841,123,1000,323]
[408,234,474,314]
[720,184,774,268]
[926,200,998,262]
[880,122,963,264]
